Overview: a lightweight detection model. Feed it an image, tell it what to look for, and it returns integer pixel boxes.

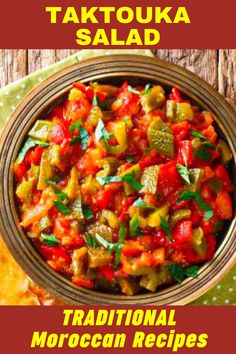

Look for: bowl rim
[0,54,235,305]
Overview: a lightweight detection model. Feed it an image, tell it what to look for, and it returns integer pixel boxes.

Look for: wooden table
[0,50,236,109]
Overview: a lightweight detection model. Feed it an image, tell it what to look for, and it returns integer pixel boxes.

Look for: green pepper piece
[87,222,113,242]
[109,121,128,155]
[147,119,174,158]
[170,209,191,226]
[166,100,176,120]
[209,177,223,193]
[101,210,120,229]
[72,247,88,277]
[176,102,193,121]
[86,106,103,128]
[188,168,204,192]
[88,248,113,268]
[96,277,116,291]
[64,167,80,199]
[97,157,120,177]
[140,165,159,194]
[117,277,140,296]
[39,216,52,232]
[141,86,165,113]
[70,195,84,220]
[16,179,35,206]
[48,144,65,172]
[28,120,54,142]
[191,137,202,157]
[28,164,40,181]
[119,163,142,195]
[140,266,173,292]
[217,139,232,165]
[37,149,54,190]
[191,227,207,259]
[90,83,119,98]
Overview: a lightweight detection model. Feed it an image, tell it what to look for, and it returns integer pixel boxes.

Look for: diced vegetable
[28,120,55,141]
[146,204,169,227]
[97,157,120,177]
[166,101,193,122]
[217,139,232,165]
[176,102,193,121]
[191,227,207,259]
[147,119,174,157]
[88,248,113,268]
[109,121,128,155]
[70,196,84,220]
[72,247,88,277]
[119,163,142,195]
[64,167,80,199]
[37,149,54,190]
[188,168,204,191]
[140,165,159,194]
[101,210,120,229]
[87,222,113,242]
[117,277,140,295]
[141,86,165,113]
[170,209,191,226]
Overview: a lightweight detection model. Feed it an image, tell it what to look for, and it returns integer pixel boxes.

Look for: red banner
[0,306,235,353]
[0,0,236,48]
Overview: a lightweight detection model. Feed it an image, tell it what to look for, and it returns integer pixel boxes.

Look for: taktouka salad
[14,81,233,295]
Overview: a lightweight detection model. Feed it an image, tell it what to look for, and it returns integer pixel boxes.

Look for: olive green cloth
[0,49,235,305]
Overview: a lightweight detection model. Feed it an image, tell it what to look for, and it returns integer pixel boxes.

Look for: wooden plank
[0,50,27,88]
[155,50,218,88]
[218,50,236,108]
[27,50,78,74]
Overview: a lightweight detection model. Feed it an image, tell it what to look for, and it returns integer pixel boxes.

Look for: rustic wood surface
[0,50,235,109]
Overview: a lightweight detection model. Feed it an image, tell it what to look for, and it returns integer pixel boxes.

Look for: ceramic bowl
[0,55,235,305]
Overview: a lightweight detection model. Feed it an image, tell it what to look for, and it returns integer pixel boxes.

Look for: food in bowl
[14,81,233,295]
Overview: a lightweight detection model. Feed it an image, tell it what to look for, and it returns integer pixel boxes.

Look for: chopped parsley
[160,216,172,241]
[125,156,135,163]
[129,215,142,238]
[178,191,213,220]
[177,163,191,184]
[54,201,70,215]
[96,174,142,191]
[95,223,126,269]
[122,175,143,191]
[191,130,206,140]
[69,120,89,150]
[95,119,112,151]
[133,197,156,209]
[82,204,94,219]
[83,234,97,247]
[168,263,200,283]
[41,233,59,247]
[16,138,49,164]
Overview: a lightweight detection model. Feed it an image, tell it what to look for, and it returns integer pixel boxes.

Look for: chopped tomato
[172,220,192,244]
[100,266,115,281]
[158,161,183,197]
[14,162,27,182]
[172,121,191,142]
[49,124,68,144]
[177,140,192,165]
[72,277,95,289]
[215,164,233,192]
[96,189,115,209]
[215,189,233,220]
[152,248,165,265]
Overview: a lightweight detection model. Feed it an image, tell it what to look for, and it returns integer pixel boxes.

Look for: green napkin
[0,49,235,305]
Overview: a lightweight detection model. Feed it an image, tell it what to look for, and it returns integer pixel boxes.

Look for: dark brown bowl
[0,55,235,305]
